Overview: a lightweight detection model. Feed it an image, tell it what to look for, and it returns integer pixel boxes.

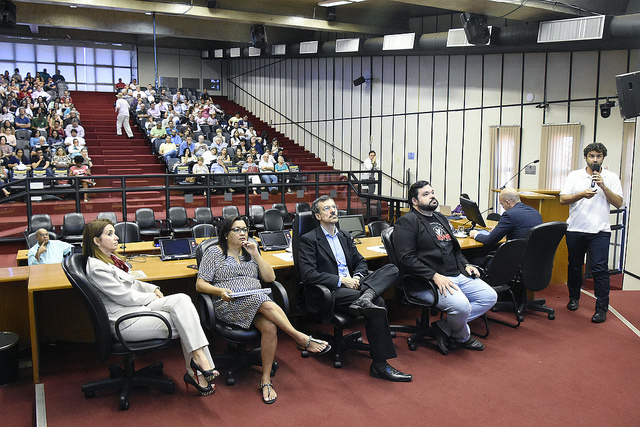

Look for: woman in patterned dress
[196,216,330,404]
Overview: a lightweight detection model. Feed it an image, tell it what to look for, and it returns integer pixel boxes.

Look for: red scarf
[111,255,129,273]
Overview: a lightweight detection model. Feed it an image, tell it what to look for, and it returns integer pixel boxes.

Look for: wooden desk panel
[0,267,30,349]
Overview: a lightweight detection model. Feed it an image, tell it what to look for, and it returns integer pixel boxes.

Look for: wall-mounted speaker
[250,24,267,50]
[460,12,490,45]
[616,71,640,119]
[0,0,16,29]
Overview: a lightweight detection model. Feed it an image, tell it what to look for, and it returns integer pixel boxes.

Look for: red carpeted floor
[3,281,640,427]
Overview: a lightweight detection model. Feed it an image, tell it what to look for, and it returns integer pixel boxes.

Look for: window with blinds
[489,125,520,211]
[539,123,583,189]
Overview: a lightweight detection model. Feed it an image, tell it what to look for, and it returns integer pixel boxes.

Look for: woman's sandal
[296,336,332,355]
[259,382,277,404]
[190,358,220,383]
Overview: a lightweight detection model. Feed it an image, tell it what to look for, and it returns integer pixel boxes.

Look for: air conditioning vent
[300,41,318,54]
[447,27,493,47]
[538,15,606,43]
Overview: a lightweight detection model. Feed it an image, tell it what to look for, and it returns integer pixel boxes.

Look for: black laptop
[258,230,291,251]
[338,214,366,238]
[159,238,197,261]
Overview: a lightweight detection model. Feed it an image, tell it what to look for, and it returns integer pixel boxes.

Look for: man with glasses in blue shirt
[298,195,412,382]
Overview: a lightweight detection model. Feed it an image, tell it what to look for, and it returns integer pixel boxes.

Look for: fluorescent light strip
[272,44,286,55]
[230,48,240,57]
[214,49,223,58]
[382,33,415,51]
[318,0,351,6]
[335,38,359,53]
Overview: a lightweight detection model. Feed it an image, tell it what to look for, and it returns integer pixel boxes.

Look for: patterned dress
[198,245,271,329]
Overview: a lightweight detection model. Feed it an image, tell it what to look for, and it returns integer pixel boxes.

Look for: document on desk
[130,270,147,278]
[367,245,387,254]
[272,252,293,262]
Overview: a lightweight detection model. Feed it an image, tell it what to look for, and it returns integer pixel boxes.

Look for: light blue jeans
[410,274,497,343]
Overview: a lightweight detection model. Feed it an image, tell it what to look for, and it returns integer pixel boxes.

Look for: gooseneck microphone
[499,159,540,190]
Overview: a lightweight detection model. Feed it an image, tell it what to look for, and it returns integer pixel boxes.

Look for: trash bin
[0,332,19,386]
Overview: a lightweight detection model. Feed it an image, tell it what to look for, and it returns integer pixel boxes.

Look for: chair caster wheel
[300,350,309,358]
[408,342,418,351]
[84,391,95,398]
[226,377,235,386]
[518,315,524,322]
[390,331,397,338]
[270,361,278,376]
[119,398,129,410]
[334,361,342,368]
[548,313,555,320]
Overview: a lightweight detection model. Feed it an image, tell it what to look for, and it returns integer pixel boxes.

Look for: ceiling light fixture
[318,0,362,7]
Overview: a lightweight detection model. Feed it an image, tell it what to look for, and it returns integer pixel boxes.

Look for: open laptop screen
[259,231,290,251]
[338,214,366,238]
[160,238,197,260]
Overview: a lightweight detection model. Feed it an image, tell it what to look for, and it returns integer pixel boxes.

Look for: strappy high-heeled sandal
[190,358,220,383]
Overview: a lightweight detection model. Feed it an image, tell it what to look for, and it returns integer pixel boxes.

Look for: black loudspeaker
[206,0,217,8]
[460,12,490,45]
[616,71,640,119]
[0,0,16,29]
[353,76,366,87]
[327,7,337,22]
[250,24,267,50]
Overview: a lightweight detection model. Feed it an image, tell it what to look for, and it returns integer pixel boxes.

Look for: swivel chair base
[81,357,175,410]
[213,343,278,386]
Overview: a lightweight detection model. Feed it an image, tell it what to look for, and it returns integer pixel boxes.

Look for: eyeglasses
[230,227,248,234]
[321,205,338,212]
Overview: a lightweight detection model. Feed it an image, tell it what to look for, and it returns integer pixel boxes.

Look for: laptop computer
[159,238,197,261]
[439,205,452,216]
[338,214,366,238]
[258,230,291,251]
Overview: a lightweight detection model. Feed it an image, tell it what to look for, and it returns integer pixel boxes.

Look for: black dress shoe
[567,298,579,311]
[592,308,607,323]
[370,363,412,382]
[459,337,484,351]
[348,298,387,318]
[431,320,451,356]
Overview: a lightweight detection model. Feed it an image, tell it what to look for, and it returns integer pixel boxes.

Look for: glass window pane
[113,50,130,67]
[96,67,113,84]
[95,49,112,65]
[36,45,55,63]
[16,63,36,79]
[15,45,34,62]
[76,83,87,91]
[96,84,114,92]
[37,63,55,78]
[76,47,95,65]
[0,43,14,60]
[66,83,77,91]
[56,46,74,63]
[0,62,15,76]
[57,65,75,82]
[77,66,96,84]
[114,67,131,83]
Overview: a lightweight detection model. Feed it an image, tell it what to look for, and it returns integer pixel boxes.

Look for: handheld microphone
[499,159,540,190]
[591,163,600,188]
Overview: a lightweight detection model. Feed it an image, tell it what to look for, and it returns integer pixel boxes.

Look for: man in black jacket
[298,195,411,382]
[393,181,497,355]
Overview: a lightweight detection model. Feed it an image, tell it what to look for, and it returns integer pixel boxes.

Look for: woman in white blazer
[83,218,217,396]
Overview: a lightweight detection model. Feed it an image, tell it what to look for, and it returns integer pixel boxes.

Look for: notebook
[258,230,291,251]
[159,238,197,261]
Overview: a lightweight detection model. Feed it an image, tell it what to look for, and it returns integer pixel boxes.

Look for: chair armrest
[197,292,216,334]
[402,274,440,307]
[263,280,289,315]
[114,311,173,351]
[303,282,334,321]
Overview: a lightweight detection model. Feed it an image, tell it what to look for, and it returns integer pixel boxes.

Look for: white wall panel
[520,105,544,189]
[433,56,449,112]
[523,53,546,106]
[416,113,433,183]
[480,108,500,208]
[465,55,483,109]
[483,54,502,107]
[570,51,598,101]
[431,111,447,195]
[382,56,395,116]
[446,111,464,204]
[449,56,465,111]
[418,56,434,112]
[406,56,420,114]
[599,50,628,98]
[546,52,570,102]
[461,109,482,207]
[502,54,523,106]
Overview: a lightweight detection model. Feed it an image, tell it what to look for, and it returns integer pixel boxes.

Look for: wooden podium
[493,189,569,284]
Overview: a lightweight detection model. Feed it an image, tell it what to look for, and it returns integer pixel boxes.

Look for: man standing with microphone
[560,143,623,323]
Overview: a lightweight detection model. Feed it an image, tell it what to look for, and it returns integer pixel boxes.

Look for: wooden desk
[0,267,30,349]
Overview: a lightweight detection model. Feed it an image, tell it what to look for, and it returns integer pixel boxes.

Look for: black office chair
[292,212,369,368]
[487,212,502,222]
[26,213,54,234]
[367,220,391,237]
[249,205,265,233]
[221,205,240,219]
[381,227,442,352]
[61,212,85,244]
[195,238,288,385]
[194,207,215,225]
[166,206,194,237]
[192,223,216,239]
[295,202,311,214]
[272,203,293,228]
[97,212,118,224]
[114,222,141,243]
[26,231,58,248]
[135,208,162,239]
[263,208,284,231]
[509,221,568,320]
[473,239,528,337]
[61,255,175,410]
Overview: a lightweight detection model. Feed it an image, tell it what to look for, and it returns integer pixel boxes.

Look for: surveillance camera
[600,100,615,118]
